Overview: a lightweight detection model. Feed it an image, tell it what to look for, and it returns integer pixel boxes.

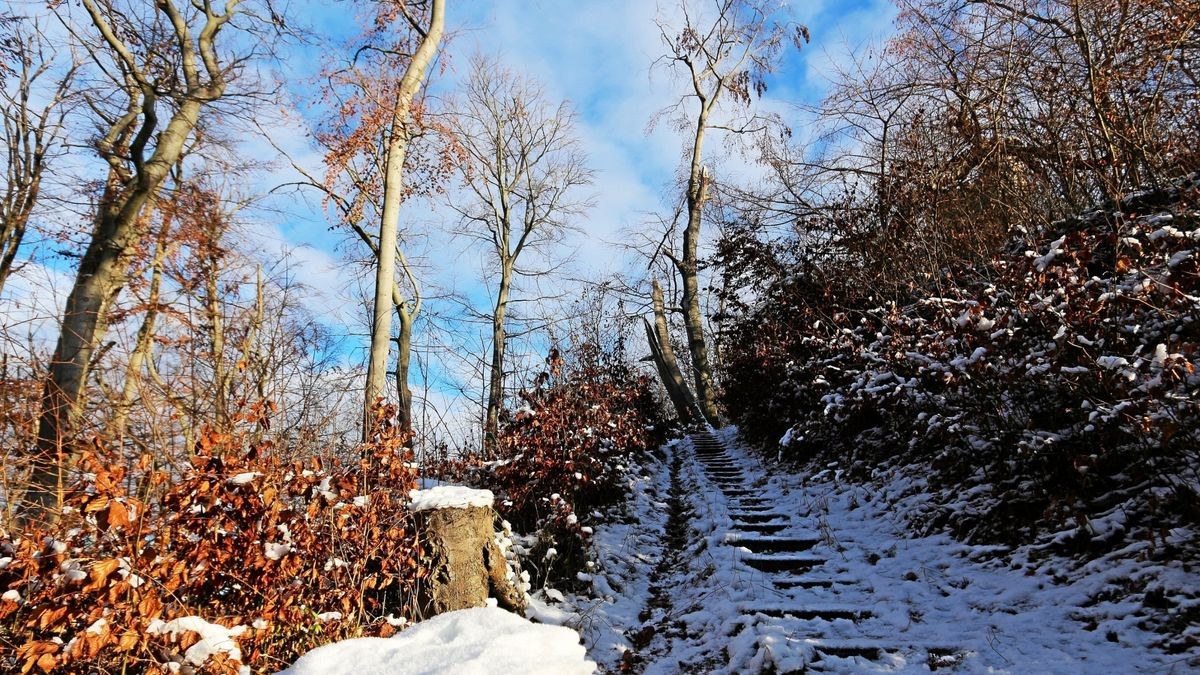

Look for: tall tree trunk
[28,99,204,520]
[484,264,511,457]
[244,266,265,402]
[112,223,170,439]
[364,0,445,440]
[680,109,720,424]
[394,301,414,433]
[205,242,227,428]
[645,279,698,424]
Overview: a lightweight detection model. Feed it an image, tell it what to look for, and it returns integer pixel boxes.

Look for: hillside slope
[720,174,1200,656]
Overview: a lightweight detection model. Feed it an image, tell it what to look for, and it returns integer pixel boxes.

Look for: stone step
[742,556,826,573]
[772,578,842,589]
[731,523,788,535]
[742,606,869,622]
[722,489,753,497]
[725,536,819,553]
[926,647,969,670]
[729,513,788,523]
[811,644,887,661]
[805,643,965,669]
[728,504,774,512]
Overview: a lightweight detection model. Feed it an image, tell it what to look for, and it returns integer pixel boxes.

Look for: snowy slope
[567,430,1198,673]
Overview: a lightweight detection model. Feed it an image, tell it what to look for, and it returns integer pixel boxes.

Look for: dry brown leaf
[116,631,140,652]
[108,501,130,529]
[85,559,121,592]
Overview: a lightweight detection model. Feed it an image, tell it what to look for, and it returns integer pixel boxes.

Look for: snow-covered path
[581,430,1194,673]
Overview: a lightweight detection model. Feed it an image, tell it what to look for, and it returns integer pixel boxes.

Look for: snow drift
[279,607,595,675]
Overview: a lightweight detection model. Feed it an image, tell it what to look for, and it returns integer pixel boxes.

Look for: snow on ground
[279,606,595,675]
[521,442,675,668]
[560,429,1197,673]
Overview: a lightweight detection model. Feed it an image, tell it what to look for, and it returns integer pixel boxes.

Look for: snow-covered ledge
[409,484,525,618]
[408,485,494,512]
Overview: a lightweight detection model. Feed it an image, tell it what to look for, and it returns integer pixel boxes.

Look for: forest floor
[553,429,1198,674]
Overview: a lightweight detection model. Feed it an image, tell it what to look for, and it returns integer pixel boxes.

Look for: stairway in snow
[684,431,965,673]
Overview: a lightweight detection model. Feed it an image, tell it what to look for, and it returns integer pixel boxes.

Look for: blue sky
[1,0,900,442]
[275,0,898,435]
[259,0,900,303]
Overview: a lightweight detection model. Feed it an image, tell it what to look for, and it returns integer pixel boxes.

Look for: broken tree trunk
[411,486,526,619]
[646,279,700,424]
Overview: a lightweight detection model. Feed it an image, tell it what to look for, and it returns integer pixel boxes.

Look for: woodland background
[0,0,1196,671]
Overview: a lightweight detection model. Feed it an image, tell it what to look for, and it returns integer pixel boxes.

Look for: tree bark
[204,236,228,428]
[484,263,511,457]
[28,96,205,520]
[364,0,445,440]
[112,222,170,439]
[414,503,527,619]
[394,301,414,432]
[680,109,720,424]
[645,279,699,424]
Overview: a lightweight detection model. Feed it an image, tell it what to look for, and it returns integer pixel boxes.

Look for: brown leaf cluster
[0,403,425,673]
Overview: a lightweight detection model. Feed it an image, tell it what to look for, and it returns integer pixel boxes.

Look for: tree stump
[411,486,527,619]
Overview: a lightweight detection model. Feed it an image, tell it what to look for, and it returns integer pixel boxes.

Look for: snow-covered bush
[723,174,1200,547]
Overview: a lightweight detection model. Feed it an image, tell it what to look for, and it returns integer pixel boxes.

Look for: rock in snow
[408,485,494,513]
[278,607,595,675]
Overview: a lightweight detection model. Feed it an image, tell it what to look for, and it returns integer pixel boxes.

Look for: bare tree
[26,0,280,520]
[745,0,1200,297]
[360,0,446,438]
[449,55,593,456]
[652,0,805,424]
[290,0,449,436]
[0,17,75,297]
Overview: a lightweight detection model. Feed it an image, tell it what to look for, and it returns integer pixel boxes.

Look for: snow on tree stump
[410,485,527,619]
